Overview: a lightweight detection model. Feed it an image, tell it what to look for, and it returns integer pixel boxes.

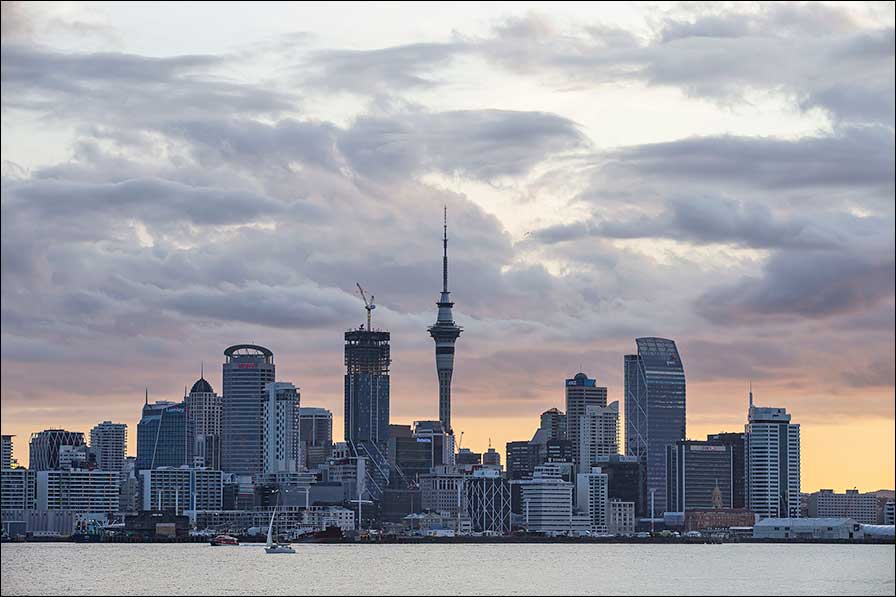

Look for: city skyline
[1,1,894,495]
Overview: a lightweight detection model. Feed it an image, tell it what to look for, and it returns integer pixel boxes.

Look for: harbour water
[2,543,894,595]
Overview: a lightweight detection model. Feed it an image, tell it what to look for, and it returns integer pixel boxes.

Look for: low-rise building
[884,501,895,526]
[420,468,464,514]
[518,463,577,535]
[36,470,119,513]
[753,517,863,540]
[607,500,635,535]
[303,505,354,531]
[140,467,223,515]
[807,489,880,525]
[1,468,36,510]
[684,508,756,532]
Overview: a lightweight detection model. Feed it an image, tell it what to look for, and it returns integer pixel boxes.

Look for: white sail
[266,507,275,548]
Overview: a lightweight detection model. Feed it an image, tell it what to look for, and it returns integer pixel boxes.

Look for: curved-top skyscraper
[428,207,462,433]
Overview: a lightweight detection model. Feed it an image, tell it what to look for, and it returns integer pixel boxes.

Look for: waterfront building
[884,501,894,525]
[576,467,609,534]
[139,467,223,515]
[752,517,862,540]
[36,470,119,512]
[262,381,301,474]
[1,468,36,510]
[518,463,578,534]
[185,374,222,470]
[565,372,607,469]
[706,432,746,509]
[624,337,686,516]
[428,207,463,433]
[303,505,355,532]
[221,344,276,476]
[607,499,635,535]
[345,326,391,499]
[683,508,756,532]
[89,421,127,472]
[592,454,646,517]
[463,468,511,534]
[28,429,86,471]
[136,400,194,471]
[745,397,800,519]
[578,401,620,474]
[1,435,14,469]
[666,439,733,512]
[420,468,465,514]
[540,408,567,441]
[807,489,879,525]
[299,407,333,470]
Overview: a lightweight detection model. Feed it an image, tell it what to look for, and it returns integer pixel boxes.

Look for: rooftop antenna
[145,387,148,406]
[442,205,448,294]
[356,283,375,330]
[200,361,204,380]
[749,379,753,410]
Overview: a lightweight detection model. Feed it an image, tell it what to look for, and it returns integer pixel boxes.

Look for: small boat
[210,534,239,546]
[264,492,295,554]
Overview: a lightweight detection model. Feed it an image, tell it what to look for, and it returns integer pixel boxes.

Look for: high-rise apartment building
[565,372,608,469]
[28,429,86,471]
[624,337,686,515]
[576,467,609,534]
[745,396,800,519]
[263,381,300,474]
[185,374,222,470]
[136,400,194,471]
[578,402,619,474]
[89,421,127,472]
[221,344,275,476]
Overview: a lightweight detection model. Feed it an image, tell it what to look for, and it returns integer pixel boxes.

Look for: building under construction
[344,326,391,500]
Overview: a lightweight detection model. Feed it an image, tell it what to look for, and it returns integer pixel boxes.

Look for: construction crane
[356,283,375,330]
[457,431,464,451]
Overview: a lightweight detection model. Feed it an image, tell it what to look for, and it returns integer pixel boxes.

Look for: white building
[607,500,635,535]
[746,402,800,519]
[576,467,609,534]
[518,463,588,535]
[807,489,879,525]
[303,506,355,532]
[753,517,863,540]
[89,421,127,472]
[185,376,222,470]
[1,468,36,510]
[140,467,223,515]
[263,382,301,474]
[578,402,619,474]
[36,470,120,512]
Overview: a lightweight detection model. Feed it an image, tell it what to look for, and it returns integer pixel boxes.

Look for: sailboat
[265,493,295,554]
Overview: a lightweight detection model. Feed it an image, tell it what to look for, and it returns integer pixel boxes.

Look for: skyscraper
[299,407,333,469]
[428,207,462,433]
[578,402,620,474]
[185,372,222,469]
[746,393,800,519]
[624,337,686,516]
[665,439,733,512]
[89,421,127,472]
[707,431,746,509]
[539,408,567,441]
[221,344,275,476]
[263,381,300,474]
[344,327,391,498]
[136,399,193,471]
[1,435,14,469]
[28,429,86,471]
[565,372,607,468]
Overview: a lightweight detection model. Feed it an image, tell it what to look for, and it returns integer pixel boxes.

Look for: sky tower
[428,206,462,433]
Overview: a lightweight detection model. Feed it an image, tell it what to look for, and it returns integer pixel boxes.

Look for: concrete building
[884,501,895,525]
[464,468,511,534]
[576,467,609,535]
[58,444,91,470]
[1,435,15,469]
[807,489,879,525]
[89,421,127,472]
[221,344,276,477]
[666,439,733,512]
[36,470,120,512]
[540,408,567,441]
[28,429,86,471]
[1,468,36,510]
[428,208,463,434]
[624,337,686,516]
[578,401,619,474]
[592,454,646,517]
[136,400,194,471]
[565,373,608,470]
[746,397,800,519]
[456,448,482,468]
[518,463,580,535]
[185,375,222,470]
[299,407,333,470]
[140,467,223,515]
[344,328,391,499]
[263,381,301,474]
[303,505,355,532]
[753,517,863,540]
[482,447,501,468]
[608,500,635,535]
[420,468,464,514]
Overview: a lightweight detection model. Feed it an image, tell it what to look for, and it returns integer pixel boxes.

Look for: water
[2,543,894,595]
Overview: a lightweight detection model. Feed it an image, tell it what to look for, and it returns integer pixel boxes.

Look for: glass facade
[136,402,194,471]
[624,337,686,516]
[221,344,275,476]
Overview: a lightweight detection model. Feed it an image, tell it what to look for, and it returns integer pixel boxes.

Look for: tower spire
[145,387,148,405]
[442,205,448,294]
[201,361,204,380]
[749,379,753,410]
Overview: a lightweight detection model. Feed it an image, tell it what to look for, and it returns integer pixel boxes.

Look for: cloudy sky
[2,1,894,491]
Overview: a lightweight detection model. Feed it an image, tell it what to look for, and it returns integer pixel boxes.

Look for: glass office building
[221,344,275,476]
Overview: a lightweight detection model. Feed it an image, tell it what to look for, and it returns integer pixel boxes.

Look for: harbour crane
[356,283,375,330]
